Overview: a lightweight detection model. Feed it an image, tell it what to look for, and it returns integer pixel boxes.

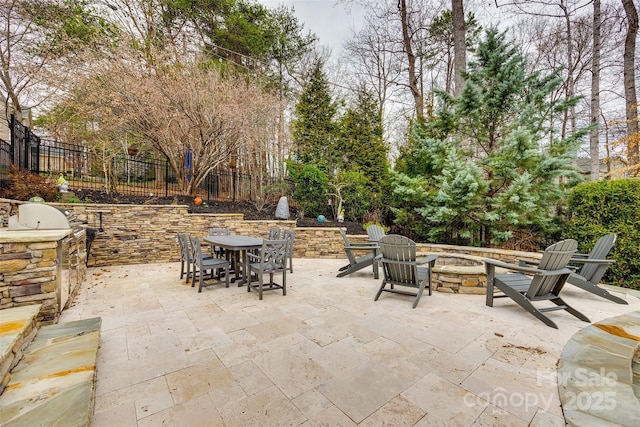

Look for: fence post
[164,159,169,197]
[9,114,15,164]
[232,170,237,201]
[32,133,40,174]
[206,172,210,201]
[10,114,18,167]
[24,127,30,171]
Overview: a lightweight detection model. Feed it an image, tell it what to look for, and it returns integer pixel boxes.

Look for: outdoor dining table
[203,235,263,286]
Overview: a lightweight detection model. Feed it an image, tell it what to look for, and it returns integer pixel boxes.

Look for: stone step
[0,316,101,427]
[0,305,41,394]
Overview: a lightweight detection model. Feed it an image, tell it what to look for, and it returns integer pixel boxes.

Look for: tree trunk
[623,0,639,176]
[452,0,466,97]
[398,0,423,121]
[560,1,576,139]
[589,0,601,181]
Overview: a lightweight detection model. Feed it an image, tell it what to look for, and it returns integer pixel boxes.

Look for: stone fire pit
[420,252,490,294]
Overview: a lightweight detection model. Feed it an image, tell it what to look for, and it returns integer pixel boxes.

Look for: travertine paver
[59,259,639,426]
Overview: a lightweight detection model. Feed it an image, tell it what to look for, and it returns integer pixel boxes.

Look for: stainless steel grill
[8,203,71,230]
[6,203,87,311]
[7,202,95,264]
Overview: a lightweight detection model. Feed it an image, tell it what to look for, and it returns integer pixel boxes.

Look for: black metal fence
[0,139,10,187]
[1,116,285,202]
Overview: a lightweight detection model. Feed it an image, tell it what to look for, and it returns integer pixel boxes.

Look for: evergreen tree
[392,28,585,246]
[285,161,329,218]
[291,59,339,173]
[337,85,391,215]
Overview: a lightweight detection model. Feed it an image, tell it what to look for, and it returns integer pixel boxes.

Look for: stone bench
[558,311,640,426]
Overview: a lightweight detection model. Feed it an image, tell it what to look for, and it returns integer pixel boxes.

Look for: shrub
[336,170,372,222]
[0,166,58,202]
[286,161,329,218]
[564,179,640,289]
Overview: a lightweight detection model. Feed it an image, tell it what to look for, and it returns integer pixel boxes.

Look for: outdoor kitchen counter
[0,228,85,325]
[0,229,72,242]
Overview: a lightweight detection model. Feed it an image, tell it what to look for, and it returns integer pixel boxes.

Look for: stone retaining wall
[0,199,542,293]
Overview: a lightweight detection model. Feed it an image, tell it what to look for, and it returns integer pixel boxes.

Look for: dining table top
[203,235,263,250]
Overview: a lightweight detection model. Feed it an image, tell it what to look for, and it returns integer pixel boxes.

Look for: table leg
[237,249,247,287]
[228,250,241,284]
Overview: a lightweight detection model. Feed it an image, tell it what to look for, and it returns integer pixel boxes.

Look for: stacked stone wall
[1,199,542,293]
[1,240,61,324]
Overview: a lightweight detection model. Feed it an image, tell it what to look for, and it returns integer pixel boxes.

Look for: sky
[257,0,367,53]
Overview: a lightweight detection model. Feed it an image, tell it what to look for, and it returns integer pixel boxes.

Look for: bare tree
[64,52,278,195]
[0,0,28,123]
[344,13,401,119]
[589,0,601,180]
[452,0,466,96]
[398,0,424,120]
[1,0,120,126]
[495,1,593,138]
[622,0,639,175]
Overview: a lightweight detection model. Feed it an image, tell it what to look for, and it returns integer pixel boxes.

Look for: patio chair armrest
[569,258,615,265]
[246,252,260,262]
[537,267,574,276]
[518,258,540,267]
[416,255,437,266]
[483,258,543,275]
[571,253,589,259]
[517,258,577,273]
[346,242,378,249]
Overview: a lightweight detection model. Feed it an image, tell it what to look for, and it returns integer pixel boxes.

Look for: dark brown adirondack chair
[484,239,589,329]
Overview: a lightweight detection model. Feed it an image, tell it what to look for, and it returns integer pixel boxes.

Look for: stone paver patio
[59,259,639,426]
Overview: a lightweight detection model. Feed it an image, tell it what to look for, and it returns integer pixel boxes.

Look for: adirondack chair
[366,224,386,242]
[567,234,626,304]
[336,229,379,278]
[374,235,438,308]
[484,239,589,329]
